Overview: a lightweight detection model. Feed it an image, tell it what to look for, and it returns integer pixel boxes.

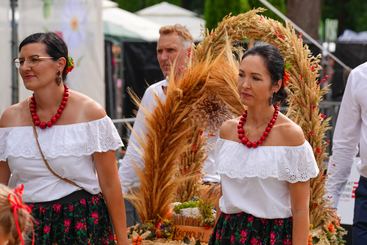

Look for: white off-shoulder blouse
[0,116,123,203]
[215,138,319,219]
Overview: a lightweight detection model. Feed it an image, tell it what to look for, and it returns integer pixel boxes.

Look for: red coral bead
[39,122,47,129]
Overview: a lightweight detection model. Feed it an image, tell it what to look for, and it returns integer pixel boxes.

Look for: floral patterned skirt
[209,211,292,245]
[28,190,115,245]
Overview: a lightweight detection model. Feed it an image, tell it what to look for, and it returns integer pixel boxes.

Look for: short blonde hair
[159,24,194,44]
[0,184,33,245]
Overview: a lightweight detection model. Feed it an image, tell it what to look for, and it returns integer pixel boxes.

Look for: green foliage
[198,200,215,226]
[248,0,286,23]
[204,0,250,30]
[204,0,286,31]
[114,0,181,12]
[322,0,367,34]
[173,200,199,214]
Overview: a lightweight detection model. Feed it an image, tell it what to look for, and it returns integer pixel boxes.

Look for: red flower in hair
[66,56,74,74]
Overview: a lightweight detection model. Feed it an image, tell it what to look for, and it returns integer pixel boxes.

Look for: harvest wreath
[127,8,345,245]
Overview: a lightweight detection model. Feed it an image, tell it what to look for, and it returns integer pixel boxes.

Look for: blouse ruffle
[215,138,319,183]
[0,116,123,161]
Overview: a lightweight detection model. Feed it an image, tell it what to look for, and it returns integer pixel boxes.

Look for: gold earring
[55,71,62,85]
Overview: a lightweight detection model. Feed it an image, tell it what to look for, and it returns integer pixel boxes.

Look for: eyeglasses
[13,56,54,69]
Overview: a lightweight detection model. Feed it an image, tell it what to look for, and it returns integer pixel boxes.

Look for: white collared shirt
[326,62,367,207]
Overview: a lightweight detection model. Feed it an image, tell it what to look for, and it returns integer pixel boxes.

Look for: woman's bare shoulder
[219,118,240,141]
[0,100,30,127]
[275,114,305,146]
[68,90,106,122]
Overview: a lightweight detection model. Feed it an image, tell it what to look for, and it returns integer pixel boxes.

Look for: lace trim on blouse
[215,138,319,183]
[0,116,123,160]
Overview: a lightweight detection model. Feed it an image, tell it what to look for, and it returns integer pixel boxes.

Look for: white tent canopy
[103,7,161,41]
[136,2,205,41]
[102,0,118,8]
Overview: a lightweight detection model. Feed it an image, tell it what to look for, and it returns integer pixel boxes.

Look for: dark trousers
[353,175,367,244]
[124,199,140,227]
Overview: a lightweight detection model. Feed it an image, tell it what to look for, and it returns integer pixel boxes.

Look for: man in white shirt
[326,62,367,244]
[118,24,219,226]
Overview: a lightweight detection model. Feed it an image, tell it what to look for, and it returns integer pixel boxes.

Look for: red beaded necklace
[237,105,279,148]
[29,85,69,129]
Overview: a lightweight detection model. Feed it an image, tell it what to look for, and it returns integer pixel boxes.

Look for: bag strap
[32,124,82,189]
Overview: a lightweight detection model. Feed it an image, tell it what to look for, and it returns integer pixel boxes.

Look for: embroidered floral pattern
[29,193,115,244]
[209,212,292,245]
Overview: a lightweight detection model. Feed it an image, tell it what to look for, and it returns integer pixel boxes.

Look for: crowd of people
[0,21,364,245]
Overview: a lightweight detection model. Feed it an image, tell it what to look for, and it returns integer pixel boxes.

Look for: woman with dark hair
[0,32,128,244]
[209,44,319,244]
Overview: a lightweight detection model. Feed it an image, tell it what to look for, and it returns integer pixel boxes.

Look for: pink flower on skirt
[230,234,235,243]
[283,239,292,245]
[39,206,46,214]
[250,237,259,245]
[91,212,99,219]
[75,221,86,230]
[80,199,87,206]
[91,212,99,224]
[64,219,71,232]
[43,225,51,234]
[275,219,284,226]
[91,195,99,204]
[68,204,74,212]
[270,231,276,245]
[64,219,71,227]
[240,230,247,244]
[53,203,62,213]
[247,216,254,223]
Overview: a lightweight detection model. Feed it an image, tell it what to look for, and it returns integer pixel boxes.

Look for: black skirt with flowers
[209,211,292,245]
[28,190,115,245]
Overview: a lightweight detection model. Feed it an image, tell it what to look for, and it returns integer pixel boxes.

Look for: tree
[114,0,181,13]
[204,0,249,30]
[286,0,321,40]
[248,0,286,22]
[204,0,287,31]
[322,0,367,36]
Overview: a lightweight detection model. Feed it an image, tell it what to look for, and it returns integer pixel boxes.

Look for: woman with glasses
[0,32,128,244]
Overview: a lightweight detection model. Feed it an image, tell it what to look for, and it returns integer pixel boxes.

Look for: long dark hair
[19,32,69,81]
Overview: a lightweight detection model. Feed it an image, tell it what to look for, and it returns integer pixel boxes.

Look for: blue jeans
[353,175,367,244]
[124,199,140,227]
